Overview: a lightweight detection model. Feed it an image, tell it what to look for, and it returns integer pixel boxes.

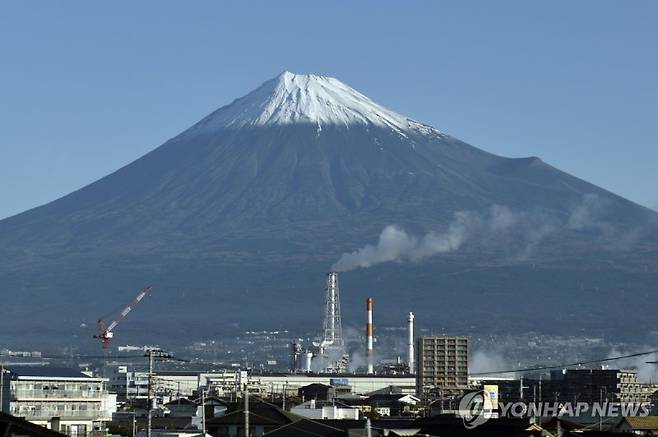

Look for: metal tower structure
[317,272,347,372]
[320,272,344,349]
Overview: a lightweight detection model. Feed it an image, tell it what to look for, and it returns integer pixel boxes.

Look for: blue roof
[7,366,91,378]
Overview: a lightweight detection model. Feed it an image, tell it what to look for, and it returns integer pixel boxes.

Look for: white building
[1,367,116,437]
[290,399,360,420]
[109,367,242,400]
[109,366,149,400]
[250,373,416,396]
[108,367,415,401]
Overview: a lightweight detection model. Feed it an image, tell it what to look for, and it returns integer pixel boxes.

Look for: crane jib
[95,286,153,349]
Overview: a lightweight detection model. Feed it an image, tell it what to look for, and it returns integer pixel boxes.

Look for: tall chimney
[407,312,415,374]
[366,297,374,374]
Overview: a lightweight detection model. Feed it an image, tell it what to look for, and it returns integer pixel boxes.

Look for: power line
[471,348,658,376]
[247,395,354,437]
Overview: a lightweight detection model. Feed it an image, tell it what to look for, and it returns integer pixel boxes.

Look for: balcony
[11,407,104,420]
[12,389,106,400]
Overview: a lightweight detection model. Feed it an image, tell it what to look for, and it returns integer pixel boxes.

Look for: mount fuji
[1,71,656,348]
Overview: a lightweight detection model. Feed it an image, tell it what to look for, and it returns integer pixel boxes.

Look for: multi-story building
[109,367,242,400]
[556,368,650,404]
[473,369,653,409]
[416,336,469,397]
[109,366,149,400]
[1,367,116,437]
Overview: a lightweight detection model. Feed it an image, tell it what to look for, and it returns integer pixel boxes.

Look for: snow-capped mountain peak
[194,71,436,135]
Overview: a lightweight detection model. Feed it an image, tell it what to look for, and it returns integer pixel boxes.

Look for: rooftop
[7,366,93,378]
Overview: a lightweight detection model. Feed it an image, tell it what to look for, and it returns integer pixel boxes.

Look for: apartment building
[1,367,116,437]
[558,368,651,404]
[416,336,469,397]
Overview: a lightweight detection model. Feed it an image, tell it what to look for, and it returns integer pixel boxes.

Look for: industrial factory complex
[289,273,417,377]
[2,272,658,437]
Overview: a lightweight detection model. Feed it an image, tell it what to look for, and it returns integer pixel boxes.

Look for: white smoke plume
[332,194,627,272]
[470,348,516,377]
[332,206,517,272]
[606,347,658,383]
[333,211,484,272]
[342,326,367,372]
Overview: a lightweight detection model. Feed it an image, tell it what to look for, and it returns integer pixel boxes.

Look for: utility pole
[147,350,154,437]
[244,383,250,437]
[143,348,189,437]
[201,387,206,437]
[599,388,603,431]
[531,385,537,424]
[599,386,608,431]
[0,364,4,413]
[282,382,287,411]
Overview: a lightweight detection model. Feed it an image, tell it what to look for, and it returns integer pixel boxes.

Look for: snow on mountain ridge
[194,71,440,135]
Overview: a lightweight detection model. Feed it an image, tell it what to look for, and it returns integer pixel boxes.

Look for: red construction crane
[94,286,153,350]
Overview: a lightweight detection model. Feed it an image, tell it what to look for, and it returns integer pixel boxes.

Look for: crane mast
[94,286,153,350]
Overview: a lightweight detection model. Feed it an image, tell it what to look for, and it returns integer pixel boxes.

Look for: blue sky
[1,1,657,219]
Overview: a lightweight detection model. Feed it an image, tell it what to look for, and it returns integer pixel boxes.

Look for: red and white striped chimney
[366,297,374,374]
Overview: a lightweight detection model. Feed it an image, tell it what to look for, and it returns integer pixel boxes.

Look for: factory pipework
[408,312,415,374]
[367,297,374,374]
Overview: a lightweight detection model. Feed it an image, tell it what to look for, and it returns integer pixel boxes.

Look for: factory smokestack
[304,351,313,373]
[366,297,374,374]
[407,312,415,374]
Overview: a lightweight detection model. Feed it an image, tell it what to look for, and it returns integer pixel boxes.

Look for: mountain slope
[1,72,656,348]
